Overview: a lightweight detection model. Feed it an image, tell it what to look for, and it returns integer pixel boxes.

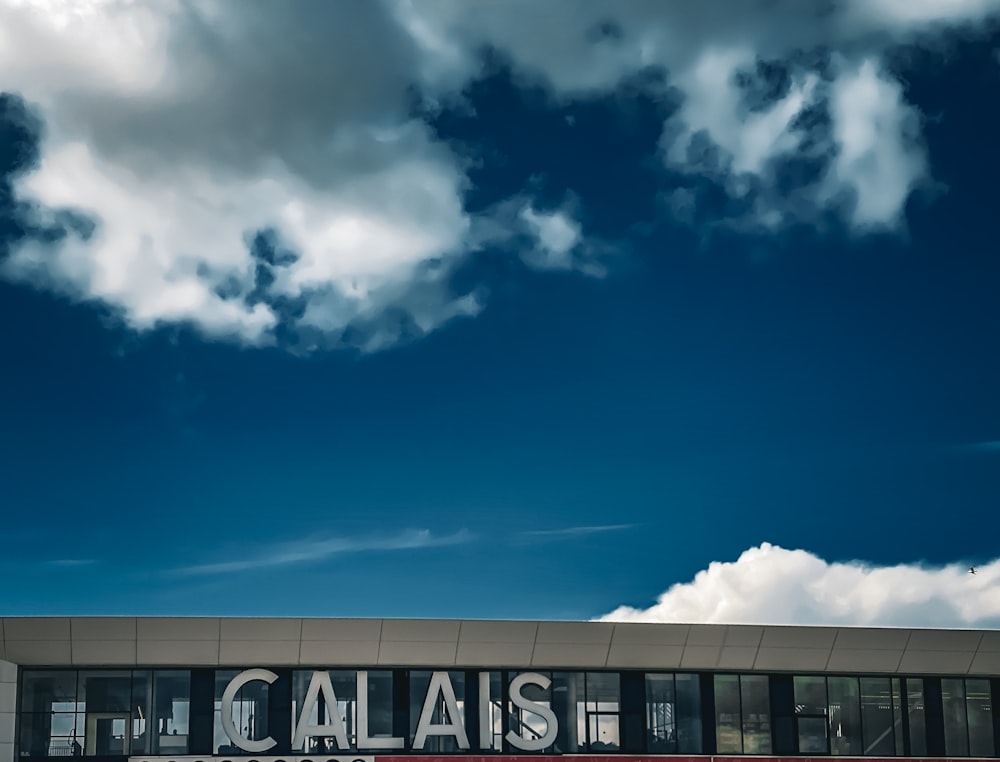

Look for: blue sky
[1,1,999,624]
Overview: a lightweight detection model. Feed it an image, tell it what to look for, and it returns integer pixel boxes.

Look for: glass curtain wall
[19,670,190,758]
[15,668,998,758]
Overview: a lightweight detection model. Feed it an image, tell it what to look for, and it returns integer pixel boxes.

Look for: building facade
[2,618,999,762]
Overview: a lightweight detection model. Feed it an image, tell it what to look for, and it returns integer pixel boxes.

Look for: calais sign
[222,669,558,754]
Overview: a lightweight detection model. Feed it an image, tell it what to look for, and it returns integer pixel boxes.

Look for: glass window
[714,675,742,753]
[799,717,829,753]
[795,675,828,716]
[410,671,466,752]
[905,678,927,756]
[741,675,771,754]
[943,678,970,756]
[78,671,131,714]
[965,678,994,758]
[795,676,828,754]
[21,671,79,714]
[551,672,583,753]
[480,672,504,751]
[213,670,240,754]
[19,711,84,757]
[360,670,397,750]
[19,671,82,758]
[152,670,190,754]
[583,672,620,751]
[645,674,676,753]
[861,676,896,755]
[828,677,862,756]
[674,673,703,754]
[891,679,905,755]
[130,671,152,755]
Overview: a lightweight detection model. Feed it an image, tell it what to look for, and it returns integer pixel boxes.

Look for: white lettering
[292,671,350,751]
[221,669,278,753]
[478,671,493,750]
[412,672,469,750]
[505,672,558,751]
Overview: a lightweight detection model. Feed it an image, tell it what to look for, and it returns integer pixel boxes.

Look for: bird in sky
[969,566,977,574]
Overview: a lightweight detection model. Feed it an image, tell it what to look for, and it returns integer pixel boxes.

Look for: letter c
[221,668,278,752]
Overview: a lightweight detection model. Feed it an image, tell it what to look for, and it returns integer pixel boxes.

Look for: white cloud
[518,205,582,270]
[1,0,476,349]
[820,58,927,230]
[409,0,998,231]
[599,542,1000,628]
[2,0,998,349]
[172,528,473,577]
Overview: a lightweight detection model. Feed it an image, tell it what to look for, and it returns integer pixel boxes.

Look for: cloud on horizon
[599,542,1000,628]
[1,0,997,351]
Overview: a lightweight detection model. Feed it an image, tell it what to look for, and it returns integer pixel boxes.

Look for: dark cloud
[0,93,43,251]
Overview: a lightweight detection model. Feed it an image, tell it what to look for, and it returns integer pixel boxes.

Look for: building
[1,617,999,762]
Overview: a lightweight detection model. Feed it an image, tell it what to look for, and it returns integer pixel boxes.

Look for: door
[85,713,131,756]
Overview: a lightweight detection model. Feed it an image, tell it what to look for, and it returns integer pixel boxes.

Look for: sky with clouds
[1,0,999,624]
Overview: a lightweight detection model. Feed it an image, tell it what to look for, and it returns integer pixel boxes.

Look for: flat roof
[2,618,999,675]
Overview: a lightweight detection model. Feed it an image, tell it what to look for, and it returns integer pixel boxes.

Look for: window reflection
[674,673,703,753]
[943,678,970,756]
[741,675,771,754]
[645,673,675,753]
[644,672,701,754]
[129,671,151,755]
[905,678,927,756]
[714,675,742,753]
[827,676,862,756]
[582,672,620,751]
[151,671,190,754]
[18,670,191,758]
[713,675,771,754]
[14,665,996,759]
[860,676,896,756]
[480,672,504,751]
[794,676,828,753]
[966,678,995,758]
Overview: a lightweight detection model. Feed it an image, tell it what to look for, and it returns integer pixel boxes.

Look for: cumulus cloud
[408,0,997,231]
[1,0,997,349]
[0,0,482,349]
[600,543,1000,628]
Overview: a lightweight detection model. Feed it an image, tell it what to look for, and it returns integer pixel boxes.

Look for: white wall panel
[607,644,684,669]
[136,618,220,640]
[300,618,381,641]
[136,640,219,665]
[530,643,609,667]
[299,640,379,665]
